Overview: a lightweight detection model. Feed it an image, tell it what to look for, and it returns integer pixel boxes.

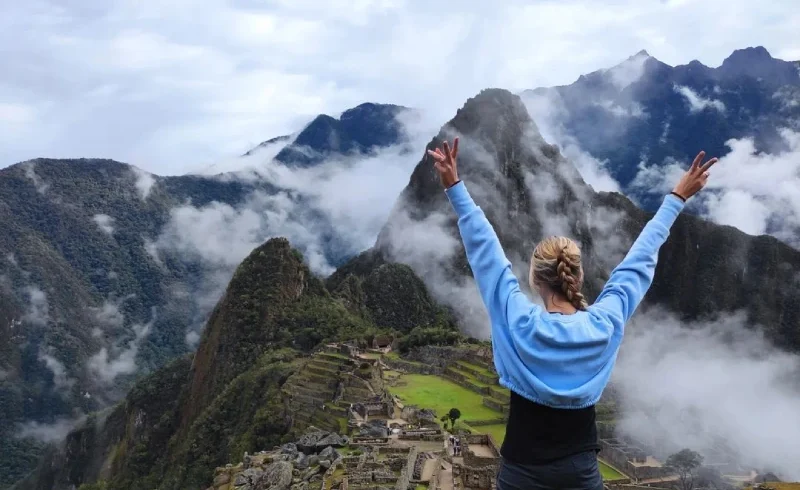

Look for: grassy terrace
[390,374,501,421]
[599,461,625,480]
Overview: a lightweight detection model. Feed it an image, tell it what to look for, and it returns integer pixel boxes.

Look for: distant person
[428,138,718,490]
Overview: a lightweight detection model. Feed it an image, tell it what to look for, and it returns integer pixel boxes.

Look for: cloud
[606,50,651,90]
[629,130,800,245]
[38,348,75,392]
[22,286,49,326]
[92,214,116,235]
[2,0,799,172]
[613,307,800,479]
[0,368,8,380]
[89,295,131,330]
[22,161,49,194]
[15,417,86,444]
[521,90,621,193]
[88,308,155,384]
[131,166,156,199]
[674,84,727,113]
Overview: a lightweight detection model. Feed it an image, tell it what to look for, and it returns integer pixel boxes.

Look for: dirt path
[420,459,437,481]
[438,460,454,490]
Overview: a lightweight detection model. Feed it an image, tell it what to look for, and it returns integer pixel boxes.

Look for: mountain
[12,238,455,490]
[273,103,412,167]
[522,46,800,210]
[15,86,800,490]
[0,102,413,488]
[336,87,800,349]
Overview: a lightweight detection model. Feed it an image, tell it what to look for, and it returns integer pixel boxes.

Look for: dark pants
[496,451,604,490]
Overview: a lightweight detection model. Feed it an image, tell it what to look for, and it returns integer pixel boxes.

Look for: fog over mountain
[2,47,800,487]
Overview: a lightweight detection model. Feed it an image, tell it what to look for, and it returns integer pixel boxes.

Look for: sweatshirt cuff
[656,193,685,226]
[444,180,477,217]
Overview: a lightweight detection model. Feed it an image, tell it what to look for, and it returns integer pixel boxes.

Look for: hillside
[522,46,800,210]
[11,235,458,490]
[0,101,414,488]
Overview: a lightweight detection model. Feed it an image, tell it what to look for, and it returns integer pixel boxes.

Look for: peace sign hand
[427,137,460,188]
[672,150,719,200]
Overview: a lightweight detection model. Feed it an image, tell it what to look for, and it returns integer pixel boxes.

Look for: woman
[427,138,718,490]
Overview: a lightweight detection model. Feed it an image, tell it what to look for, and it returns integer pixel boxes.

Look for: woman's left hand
[427,137,460,188]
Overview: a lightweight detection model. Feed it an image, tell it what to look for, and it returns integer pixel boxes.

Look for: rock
[301,467,318,481]
[243,452,252,470]
[296,429,329,453]
[253,461,293,490]
[280,443,298,456]
[291,483,309,490]
[294,452,309,470]
[213,472,231,486]
[318,446,339,462]
[234,468,265,488]
[319,460,331,470]
[307,455,319,467]
[314,433,346,449]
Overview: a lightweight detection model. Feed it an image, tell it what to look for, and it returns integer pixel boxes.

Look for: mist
[614,307,800,479]
[151,110,440,342]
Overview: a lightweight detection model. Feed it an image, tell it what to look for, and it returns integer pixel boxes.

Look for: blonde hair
[529,236,588,311]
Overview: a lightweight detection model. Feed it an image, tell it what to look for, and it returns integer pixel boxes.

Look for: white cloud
[93,214,116,235]
[1,0,799,172]
[22,286,49,326]
[629,130,800,245]
[131,166,156,199]
[89,296,131,329]
[38,348,75,392]
[605,50,651,90]
[15,417,85,444]
[88,308,155,384]
[22,161,49,194]
[521,90,621,193]
[614,307,800,479]
[674,84,727,113]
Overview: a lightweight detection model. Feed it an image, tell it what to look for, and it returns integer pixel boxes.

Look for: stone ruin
[599,437,670,482]
[206,428,347,490]
[352,398,393,419]
[452,434,501,490]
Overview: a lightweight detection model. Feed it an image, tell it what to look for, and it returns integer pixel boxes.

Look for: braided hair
[530,236,588,311]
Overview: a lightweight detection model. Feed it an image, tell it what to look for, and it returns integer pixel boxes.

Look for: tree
[440,414,450,429]
[666,448,704,490]
[448,408,461,428]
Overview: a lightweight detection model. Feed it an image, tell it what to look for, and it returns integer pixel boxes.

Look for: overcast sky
[1,0,798,175]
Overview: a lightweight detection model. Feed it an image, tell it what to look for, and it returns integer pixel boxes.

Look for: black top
[500,391,600,464]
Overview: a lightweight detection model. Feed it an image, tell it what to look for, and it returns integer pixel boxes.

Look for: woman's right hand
[672,150,719,200]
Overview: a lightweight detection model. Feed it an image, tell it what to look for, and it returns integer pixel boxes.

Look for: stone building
[452,434,501,490]
[599,438,671,481]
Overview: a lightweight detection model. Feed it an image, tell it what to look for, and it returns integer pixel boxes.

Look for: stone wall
[481,397,508,414]
[599,439,672,482]
[405,346,469,371]
[393,446,418,490]
[459,464,496,490]
[462,434,500,469]
[383,357,441,375]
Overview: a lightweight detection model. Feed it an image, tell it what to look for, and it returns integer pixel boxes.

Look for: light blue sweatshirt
[445,180,685,409]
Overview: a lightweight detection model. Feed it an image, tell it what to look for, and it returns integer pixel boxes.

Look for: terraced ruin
[209,342,768,490]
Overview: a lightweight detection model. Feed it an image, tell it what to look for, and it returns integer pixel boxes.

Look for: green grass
[457,360,495,377]
[599,461,625,480]
[360,352,382,359]
[477,424,506,445]
[390,374,503,421]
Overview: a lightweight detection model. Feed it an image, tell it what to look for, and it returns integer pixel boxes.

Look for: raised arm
[428,138,537,331]
[591,150,719,331]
